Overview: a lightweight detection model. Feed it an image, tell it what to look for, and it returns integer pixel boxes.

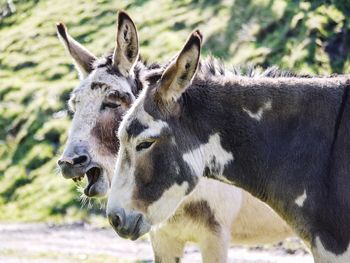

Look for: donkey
[57,11,293,263]
[107,28,350,263]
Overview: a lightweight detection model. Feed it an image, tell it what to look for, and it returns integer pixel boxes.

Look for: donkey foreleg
[150,229,185,263]
[199,227,231,263]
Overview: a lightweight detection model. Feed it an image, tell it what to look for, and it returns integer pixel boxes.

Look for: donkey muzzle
[107,208,151,240]
[58,146,91,179]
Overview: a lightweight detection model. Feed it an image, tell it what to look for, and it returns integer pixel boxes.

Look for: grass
[0,0,349,222]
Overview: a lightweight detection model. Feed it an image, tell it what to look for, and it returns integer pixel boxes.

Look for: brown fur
[132,151,156,213]
[91,111,121,155]
[108,90,132,108]
[183,200,220,232]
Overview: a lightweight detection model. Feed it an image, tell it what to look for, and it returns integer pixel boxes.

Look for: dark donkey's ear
[156,30,202,104]
[113,11,139,77]
[56,22,96,79]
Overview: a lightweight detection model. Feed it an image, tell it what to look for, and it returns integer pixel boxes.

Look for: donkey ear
[112,11,139,77]
[156,30,202,103]
[56,22,96,79]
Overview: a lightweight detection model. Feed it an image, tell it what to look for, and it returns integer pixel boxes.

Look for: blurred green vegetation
[0,0,349,222]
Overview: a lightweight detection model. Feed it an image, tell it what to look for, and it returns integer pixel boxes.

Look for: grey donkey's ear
[112,11,139,77]
[56,22,96,79]
[156,30,202,104]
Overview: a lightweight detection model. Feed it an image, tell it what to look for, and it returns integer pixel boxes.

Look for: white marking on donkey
[147,182,189,224]
[137,111,169,141]
[242,100,272,121]
[295,189,307,207]
[183,133,234,181]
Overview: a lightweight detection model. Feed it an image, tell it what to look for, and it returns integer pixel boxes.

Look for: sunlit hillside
[0,0,349,222]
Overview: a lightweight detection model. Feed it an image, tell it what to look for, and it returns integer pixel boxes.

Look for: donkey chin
[81,164,109,197]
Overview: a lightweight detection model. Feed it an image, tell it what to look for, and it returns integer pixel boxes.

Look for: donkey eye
[136,141,154,152]
[101,102,120,110]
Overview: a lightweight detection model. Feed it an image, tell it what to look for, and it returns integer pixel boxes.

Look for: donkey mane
[141,55,335,92]
[197,56,313,79]
[92,53,341,100]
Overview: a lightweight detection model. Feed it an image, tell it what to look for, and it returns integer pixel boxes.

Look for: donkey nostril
[108,211,125,230]
[114,214,123,228]
[57,157,73,166]
[72,155,88,165]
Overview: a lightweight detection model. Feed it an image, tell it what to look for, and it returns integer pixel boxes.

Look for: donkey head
[107,31,203,233]
[57,11,140,198]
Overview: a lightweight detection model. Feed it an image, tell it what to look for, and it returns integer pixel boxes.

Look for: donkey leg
[150,229,185,263]
[199,227,230,263]
[311,234,349,263]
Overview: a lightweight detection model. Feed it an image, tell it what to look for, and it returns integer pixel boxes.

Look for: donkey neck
[179,74,348,241]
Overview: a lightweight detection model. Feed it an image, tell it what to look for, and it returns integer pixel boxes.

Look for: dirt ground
[0,223,313,263]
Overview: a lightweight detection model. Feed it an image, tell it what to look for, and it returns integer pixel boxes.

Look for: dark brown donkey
[107,30,350,263]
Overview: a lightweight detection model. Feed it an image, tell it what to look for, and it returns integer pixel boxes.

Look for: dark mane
[142,55,337,90]
[197,56,313,80]
[93,53,340,98]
